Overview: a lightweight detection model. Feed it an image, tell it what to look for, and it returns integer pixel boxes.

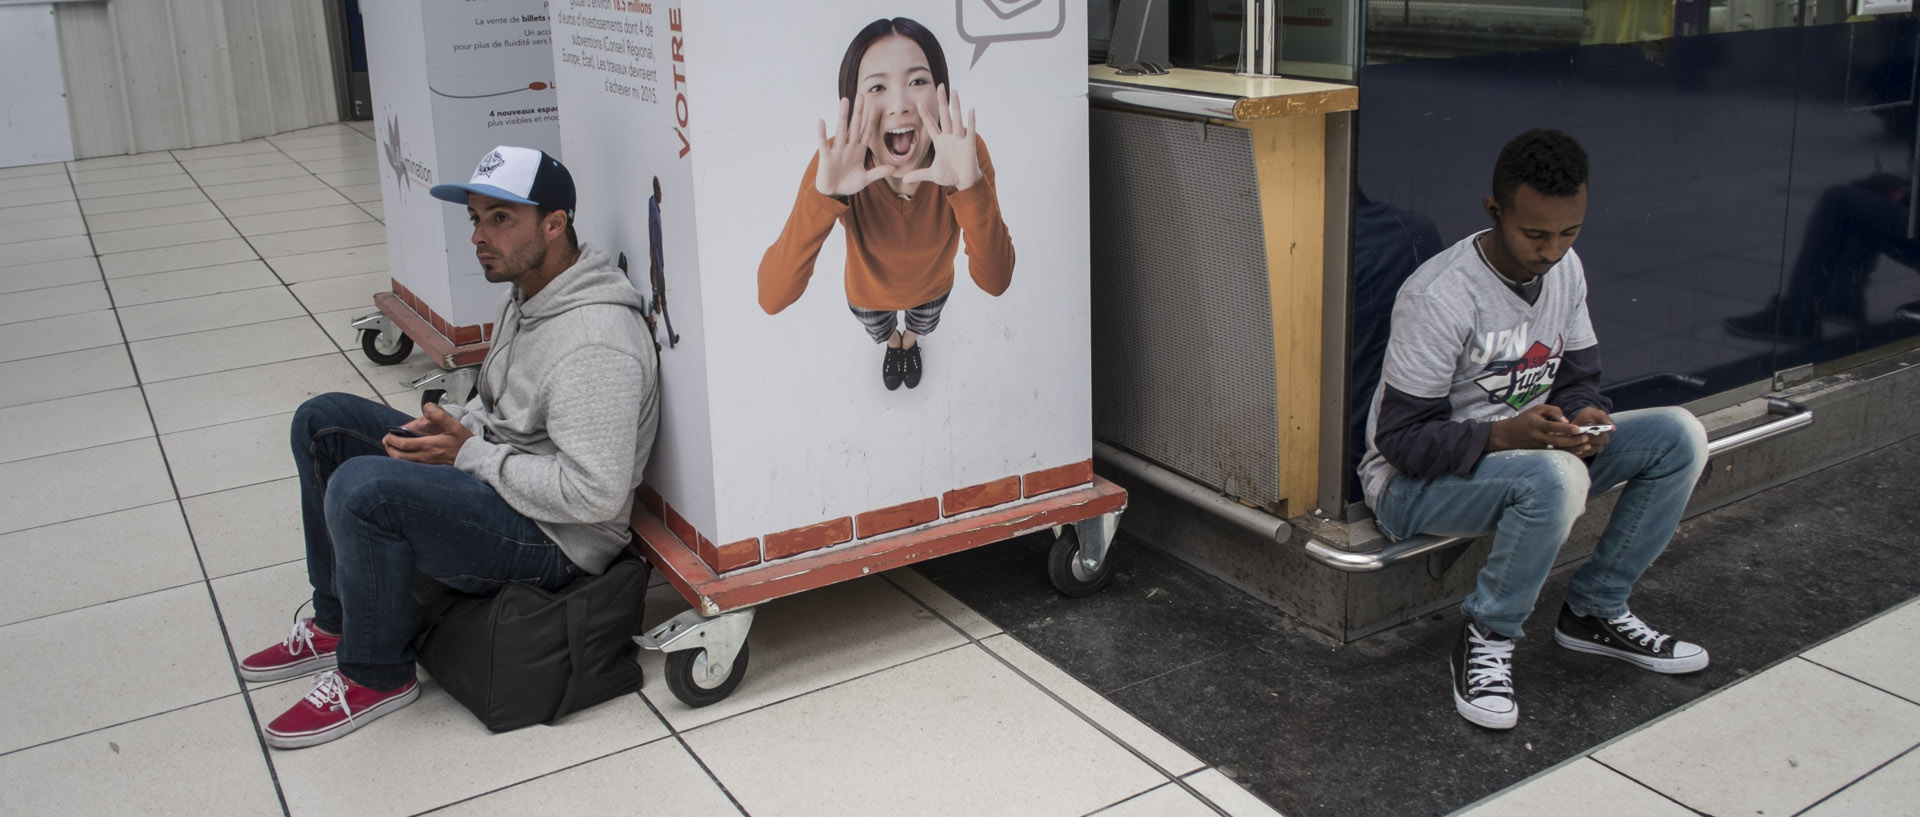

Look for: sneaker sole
[239,652,337,683]
[263,683,420,750]
[1449,654,1518,730]
[1554,629,1709,674]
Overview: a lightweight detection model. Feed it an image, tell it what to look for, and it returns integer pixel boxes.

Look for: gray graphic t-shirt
[1357,231,1598,507]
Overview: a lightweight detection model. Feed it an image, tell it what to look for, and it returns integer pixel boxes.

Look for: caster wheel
[1047,526,1113,598]
[360,328,413,365]
[664,641,750,707]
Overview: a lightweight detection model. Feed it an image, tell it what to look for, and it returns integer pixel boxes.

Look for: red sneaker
[263,670,418,750]
[240,617,339,682]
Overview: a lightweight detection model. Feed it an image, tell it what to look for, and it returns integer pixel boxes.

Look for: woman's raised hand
[900,85,980,191]
[815,94,893,197]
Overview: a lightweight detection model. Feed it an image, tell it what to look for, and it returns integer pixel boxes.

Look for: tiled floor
[0,124,1264,817]
[1,124,1915,817]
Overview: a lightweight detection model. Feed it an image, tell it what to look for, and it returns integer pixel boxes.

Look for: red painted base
[373,291,490,368]
[631,476,1129,616]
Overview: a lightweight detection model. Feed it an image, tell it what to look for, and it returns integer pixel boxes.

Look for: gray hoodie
[445,244,658,574]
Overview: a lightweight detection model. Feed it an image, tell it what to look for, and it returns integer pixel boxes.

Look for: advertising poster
[554,0,1090,566]
[366,0,562,335]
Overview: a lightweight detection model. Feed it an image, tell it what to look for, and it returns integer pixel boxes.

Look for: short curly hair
[1491,129,1588,207]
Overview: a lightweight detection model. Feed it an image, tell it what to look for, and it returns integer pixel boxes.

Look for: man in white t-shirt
[1360,129,1711,730]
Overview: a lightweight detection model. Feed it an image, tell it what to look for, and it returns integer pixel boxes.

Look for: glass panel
[1364,0,1827,64]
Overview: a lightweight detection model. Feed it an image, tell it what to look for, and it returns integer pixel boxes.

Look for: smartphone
[386,425,422,438]
[1577,424,1614,435]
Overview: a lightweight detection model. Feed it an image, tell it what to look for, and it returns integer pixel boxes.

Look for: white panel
[0,4,75,167]
[54,2,132,158]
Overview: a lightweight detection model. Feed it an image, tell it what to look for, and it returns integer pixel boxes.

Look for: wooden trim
[1246,115,1327,517]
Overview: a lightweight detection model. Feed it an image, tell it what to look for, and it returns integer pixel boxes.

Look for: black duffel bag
[409,552,650,732]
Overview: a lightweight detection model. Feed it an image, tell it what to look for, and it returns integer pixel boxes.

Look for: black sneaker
[901,343,922,389]
[882,346,905,391]
[1450,621,1518,730]
[1553,603,1708,674]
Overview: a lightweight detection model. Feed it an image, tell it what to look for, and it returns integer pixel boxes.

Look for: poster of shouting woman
[758,18,1016,392]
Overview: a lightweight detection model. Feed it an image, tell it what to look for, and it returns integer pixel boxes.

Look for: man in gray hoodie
[240,146,659,749]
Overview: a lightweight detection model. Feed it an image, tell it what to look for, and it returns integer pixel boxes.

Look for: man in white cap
[240,146,658,749]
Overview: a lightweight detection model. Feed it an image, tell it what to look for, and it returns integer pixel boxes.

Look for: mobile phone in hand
[1577,423,1614,435]
[386,426,422,438]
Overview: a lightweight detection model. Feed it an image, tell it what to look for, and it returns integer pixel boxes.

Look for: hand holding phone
[1577,423,1614,436]
[386,425,422,438]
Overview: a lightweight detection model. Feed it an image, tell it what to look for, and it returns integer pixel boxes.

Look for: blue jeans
[292,392,579,690]
[1373,407,1708,639]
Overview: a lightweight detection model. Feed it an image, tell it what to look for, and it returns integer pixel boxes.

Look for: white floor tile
[187,162,308,188]
[359,200,385,221]
[0,172,71,194]
[0,197,79,226]
[180,150,300,174]
[68,161,185,186]
[118,286,306,342]
[0,234,93,269]
[76,187,209,216]
[1803,599,1920,703]
[260,673,668,817]
[340,182,384,202]
[105,260,280,307]
[0,214,86,245]
[298,154,378,175]
[0,695,282,817]
[317,169,379,189]
[0,184,75,208]
[212,187,354,217]
[92,218,240,255]
[145,353,375,434]
[269,133,371,152]
[229,203,371,237]
[0,281,110,325]
[202,174,328,202]
[267,244,389,283]
[0,309,123,363]
[1182,769,1285,817]
[170,140,278,161]
[208,560,314,682]
[82,200,225,234]
[1595,658,1920,817]
[639,576,968,731]
[160,412,299,497]
[291,271,389,314]
[67,152,178,170]
[281,142,374,163]
[248,221,386,258]
[1092,783,1224,817]
[0,387,152,464]
[0,162,66,180]
[885,566,1002,638]
[683,646,1163,817]
[0,256,99,295]
[319,305,373,352]
[183,478,303,579]
[74,173,198,200]
[1801,746,1920,817]
[430,738,743,817]
[0,502,198,627]
[0,345,135,409]
[982,634,1205,776]
[1455,758,1696,817]
[0,582,238,754]
[128,316,335,382]
[97,238,258,278]
[0,437,174,535]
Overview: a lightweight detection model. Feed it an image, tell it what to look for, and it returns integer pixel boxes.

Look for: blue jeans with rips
[291,392,579,690]
[1372,406,1708,639]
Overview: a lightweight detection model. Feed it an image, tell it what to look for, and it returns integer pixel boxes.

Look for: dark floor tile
[928,435,1920,817]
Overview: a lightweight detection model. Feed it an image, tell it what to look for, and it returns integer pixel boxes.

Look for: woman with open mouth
[757,16,1016,392]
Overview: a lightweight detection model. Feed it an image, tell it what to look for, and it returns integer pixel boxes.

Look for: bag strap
[549,595,590,723]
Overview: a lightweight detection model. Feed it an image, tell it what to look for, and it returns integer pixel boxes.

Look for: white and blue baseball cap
[430,145,575,216]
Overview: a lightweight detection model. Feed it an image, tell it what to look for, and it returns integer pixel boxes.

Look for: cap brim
[428,183,538,207]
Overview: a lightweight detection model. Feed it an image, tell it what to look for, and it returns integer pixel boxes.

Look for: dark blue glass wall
[1348,19,1919,498]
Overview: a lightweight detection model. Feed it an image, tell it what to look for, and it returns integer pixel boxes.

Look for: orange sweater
[758,135,1015,314]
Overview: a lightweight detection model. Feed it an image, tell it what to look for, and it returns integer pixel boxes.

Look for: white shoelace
[1607,612,1672,651]
[281,599,320,657]
[302,670,355,721]
[1465,628,1515,696]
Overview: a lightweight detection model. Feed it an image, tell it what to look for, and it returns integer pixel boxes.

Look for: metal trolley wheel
[663,641,752,708]
[359,328,414,365]
[1046,526,1114,598]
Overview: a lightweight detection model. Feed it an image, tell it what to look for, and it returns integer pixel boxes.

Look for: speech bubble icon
[955,0,1067,67]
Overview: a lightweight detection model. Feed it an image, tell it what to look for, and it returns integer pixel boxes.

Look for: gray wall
[55,0,340,158]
